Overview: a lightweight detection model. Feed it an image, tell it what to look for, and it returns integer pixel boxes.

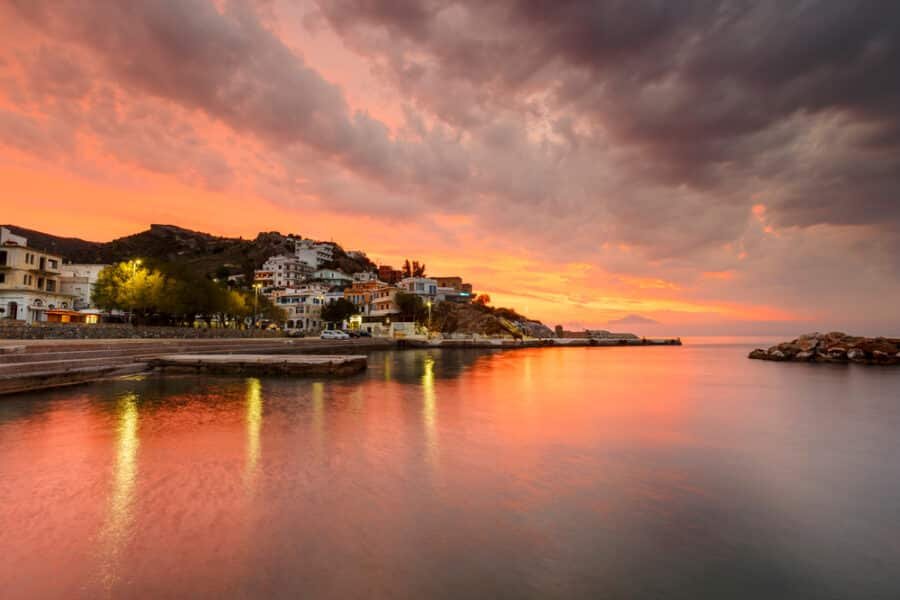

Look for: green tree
[394,292,424,322]
[321,298,358,324]
[93,261,168,323]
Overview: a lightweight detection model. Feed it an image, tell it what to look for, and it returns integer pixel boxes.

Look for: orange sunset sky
[2,1,899,335]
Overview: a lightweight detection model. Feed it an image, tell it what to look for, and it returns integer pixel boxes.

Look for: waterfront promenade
[0,335,681,396]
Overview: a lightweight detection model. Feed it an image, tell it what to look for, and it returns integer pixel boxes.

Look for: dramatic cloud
[1,0,898,332]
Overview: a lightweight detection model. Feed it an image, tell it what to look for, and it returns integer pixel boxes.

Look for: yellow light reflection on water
[422,355,439,468]
[99,392,140,588]
[312,381,325,449]
[245,378,263,492]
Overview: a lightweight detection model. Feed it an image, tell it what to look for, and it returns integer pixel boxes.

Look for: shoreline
[0,335,681,396]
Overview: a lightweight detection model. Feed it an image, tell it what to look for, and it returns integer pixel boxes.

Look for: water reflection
[421,354,439,470]
[98,392,140,588]
[311,381,325,449]
[244,378,263,492]
[2,346,900,599]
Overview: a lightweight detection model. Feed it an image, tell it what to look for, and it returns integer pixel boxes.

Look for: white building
[352,271,378,283]
[255,254,310,289]
[0,227,77,323]
[274,287,328,333]
[59,264,109,310]
[294,239,336,269]
[399,277,438,298]
[311,268,353,288]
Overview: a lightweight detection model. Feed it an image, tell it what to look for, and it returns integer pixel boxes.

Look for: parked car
[320,330,350,340]
[344,330,360,338]
[356,330,372,337]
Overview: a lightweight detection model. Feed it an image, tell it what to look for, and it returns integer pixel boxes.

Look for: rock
[827,346,847,359]
[749,333,900,366]
[847,348,866,362]
[856,339,899,356]
[796,337,819,352]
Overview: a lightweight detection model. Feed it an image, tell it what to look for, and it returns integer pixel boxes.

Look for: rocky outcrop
[749,332,900,365]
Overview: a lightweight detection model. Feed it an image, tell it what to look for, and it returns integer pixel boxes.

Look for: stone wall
[0,320,283,340]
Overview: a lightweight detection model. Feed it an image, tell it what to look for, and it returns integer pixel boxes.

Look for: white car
[320,330,350,340]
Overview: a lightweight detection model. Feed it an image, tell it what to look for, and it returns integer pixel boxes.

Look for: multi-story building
[433,276,473,294]
[311,268,353,289]
[369,285,401,317]
[0,227,77,323]
[399,277,438,299]
[294,239,336,269]
[59,264,109,310]
[343,281,400,315]
[433,276,473,302]
[253,269,274,289]
[255,255,310,290]
[273,286,328,333]
[352,271,378,283]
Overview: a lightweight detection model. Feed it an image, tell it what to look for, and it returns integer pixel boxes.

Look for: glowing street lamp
[426,299,432,329]
[129,259,142,325]
[252,283,262,330]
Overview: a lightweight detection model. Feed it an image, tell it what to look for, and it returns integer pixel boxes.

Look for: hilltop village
[0,224,597,340]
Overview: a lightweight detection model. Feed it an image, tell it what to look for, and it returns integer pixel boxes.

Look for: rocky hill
[430,301,553,338]
[1,224,374,280]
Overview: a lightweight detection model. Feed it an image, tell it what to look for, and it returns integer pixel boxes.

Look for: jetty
[151,354,367,376]
[0,334,681,396]
[399,336,681,349]
[0,337,389,395]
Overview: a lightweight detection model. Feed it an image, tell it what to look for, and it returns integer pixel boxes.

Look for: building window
[0,250,6,266]
[0,273,4,283]
[46,280,56,292]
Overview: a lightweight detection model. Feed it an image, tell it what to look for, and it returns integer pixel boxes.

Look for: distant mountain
[1,224,375,280]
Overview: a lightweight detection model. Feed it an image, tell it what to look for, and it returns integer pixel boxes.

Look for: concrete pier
[150,354,368,377]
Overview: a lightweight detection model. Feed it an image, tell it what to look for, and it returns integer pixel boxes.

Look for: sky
[1,1,899,335]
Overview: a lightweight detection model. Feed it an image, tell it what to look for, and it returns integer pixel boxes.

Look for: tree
[473,294,491,307]
[321,298,358,324]
[412,260,426,277]
[394,291,424,322]
[402,259,412,278]
[93,261,168,323]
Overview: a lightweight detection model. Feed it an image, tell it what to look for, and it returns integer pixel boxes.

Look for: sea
[2,338,900,599]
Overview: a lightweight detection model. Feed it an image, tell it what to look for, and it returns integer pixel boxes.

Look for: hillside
[1,224,374,280]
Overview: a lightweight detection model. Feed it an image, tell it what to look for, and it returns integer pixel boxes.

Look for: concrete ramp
[151,354,367,377]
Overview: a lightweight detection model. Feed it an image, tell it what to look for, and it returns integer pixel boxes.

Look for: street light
[426,299,432,329]
[252,283,262,330]
[129,259,142,326]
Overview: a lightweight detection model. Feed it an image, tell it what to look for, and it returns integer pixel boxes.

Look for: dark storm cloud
[5,0,471,196]
[317,0,900,229]
[3,0,900,271]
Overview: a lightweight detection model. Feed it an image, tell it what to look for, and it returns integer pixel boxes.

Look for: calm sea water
[2,339,900,599]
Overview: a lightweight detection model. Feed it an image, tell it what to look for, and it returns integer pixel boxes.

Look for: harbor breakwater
[749,332,900,365]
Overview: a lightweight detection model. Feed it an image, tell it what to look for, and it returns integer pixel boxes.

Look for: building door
[8,301,17,320]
